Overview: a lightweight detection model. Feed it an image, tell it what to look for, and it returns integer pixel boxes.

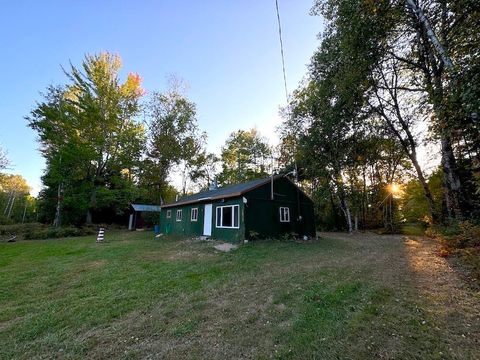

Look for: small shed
[129,204,162,230]
[159,175,315,242]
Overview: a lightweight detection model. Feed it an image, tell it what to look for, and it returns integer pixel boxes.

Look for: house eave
[161,192,243,208]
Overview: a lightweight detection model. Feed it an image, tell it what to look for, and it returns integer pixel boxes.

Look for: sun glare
[389,183,402,196]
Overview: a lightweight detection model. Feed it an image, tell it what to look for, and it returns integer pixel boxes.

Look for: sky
[0,0,323,196]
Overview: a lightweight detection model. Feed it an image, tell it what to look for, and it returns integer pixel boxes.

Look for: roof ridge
[163,175,282,208]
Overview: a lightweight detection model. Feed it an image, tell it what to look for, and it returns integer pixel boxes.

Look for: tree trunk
[7,193,16,219]
[53,182,62,228]
[406,0,464,220]
[86,209,93,225]
[339,194,353,233]
[405,0,453,68]
[22,202,27,223]
[362,166,367,229]
[441,135,463,220]
[372,66,439,223]
[86,188,96,225]
[410,155,438,222]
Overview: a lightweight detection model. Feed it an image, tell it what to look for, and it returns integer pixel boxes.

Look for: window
[279,207,290,222]
[176,209,182,222]
[166,210,171,218]
[215,205,239,228]
[191,208,198,221]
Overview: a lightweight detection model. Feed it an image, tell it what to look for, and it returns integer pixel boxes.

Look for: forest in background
[279,0,479,233]
[0,0,479,239]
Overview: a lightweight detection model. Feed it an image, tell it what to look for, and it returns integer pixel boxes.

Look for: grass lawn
[1,231,479,359]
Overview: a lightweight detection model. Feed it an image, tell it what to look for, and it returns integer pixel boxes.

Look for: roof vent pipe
[271,173,274,200]
[209,178,218,191]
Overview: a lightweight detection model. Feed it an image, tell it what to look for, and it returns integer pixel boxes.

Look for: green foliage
[400,223,427,236]
[401,170,443,224]
[433,220,480,280]
[142,86,207,199]
[0,223,96,240]
[281,0,407,231]
[438,221,480,251]
[217,128,272,185]
[282,0,480,229]
[23,226,96,240]
[0,174,36,224]
[27,53,146,225]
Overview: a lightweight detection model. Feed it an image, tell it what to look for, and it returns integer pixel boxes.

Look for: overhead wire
[275,1,302,221]
[275,0,289,104]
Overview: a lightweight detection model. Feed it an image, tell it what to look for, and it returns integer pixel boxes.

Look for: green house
[159,175,315,243]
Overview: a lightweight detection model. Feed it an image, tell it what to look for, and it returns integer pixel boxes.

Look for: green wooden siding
[159,198,246,243]
[159,203,205,237]
[211,198,245,243]
[244,177,315,239]
[159,177,315,242]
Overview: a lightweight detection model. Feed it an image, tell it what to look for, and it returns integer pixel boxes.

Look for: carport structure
[128,204,161,230]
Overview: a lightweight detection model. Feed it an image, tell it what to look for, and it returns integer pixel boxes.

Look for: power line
[275,0,289,103]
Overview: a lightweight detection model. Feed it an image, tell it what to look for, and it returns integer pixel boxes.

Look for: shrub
[23,226,96,240]
[0,223,96,240]
[435,221,480,281]
[0,223,44,237]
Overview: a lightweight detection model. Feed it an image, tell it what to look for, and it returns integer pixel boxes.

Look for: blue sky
[0,0,323,195]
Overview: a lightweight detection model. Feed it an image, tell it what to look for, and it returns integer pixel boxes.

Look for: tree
[186,152,219,192]
[142,84,205,201]
[281,0,393,232]
[280,0,426,232]
[0,144,8,171]
[402,169,443,224]
[385,0,480,219]
[368,56,438,222]
[0,174,32,222]
[306,0,480,225]
[28,53,146,225]
[217,129,272,185]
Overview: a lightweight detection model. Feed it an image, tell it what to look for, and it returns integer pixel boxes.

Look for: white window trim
[176,209,182,222]
[191,208,198,221]
[215,205,240,229]
[166,210,171,218]
[279,207,290,222]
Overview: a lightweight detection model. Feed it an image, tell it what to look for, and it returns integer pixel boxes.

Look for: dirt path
[320,232,480,358]
[404,236,480,356]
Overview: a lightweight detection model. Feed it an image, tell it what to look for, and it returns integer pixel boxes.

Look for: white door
[203,204,213,236]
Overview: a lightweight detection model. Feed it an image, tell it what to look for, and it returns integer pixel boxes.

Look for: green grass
[0,231,478,359]
[400,222,427,236]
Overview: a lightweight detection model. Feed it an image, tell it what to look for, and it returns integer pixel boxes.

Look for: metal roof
[161,175,283,208]
[131,204,162,212]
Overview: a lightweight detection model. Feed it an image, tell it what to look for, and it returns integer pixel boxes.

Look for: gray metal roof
[131,204,162,212]
[162,175,282,208]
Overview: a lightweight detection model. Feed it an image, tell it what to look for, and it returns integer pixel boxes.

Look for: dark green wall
[159,203,204,237]
[159,198,245,243]
[244,177,315,239]
[211,198,245,243]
